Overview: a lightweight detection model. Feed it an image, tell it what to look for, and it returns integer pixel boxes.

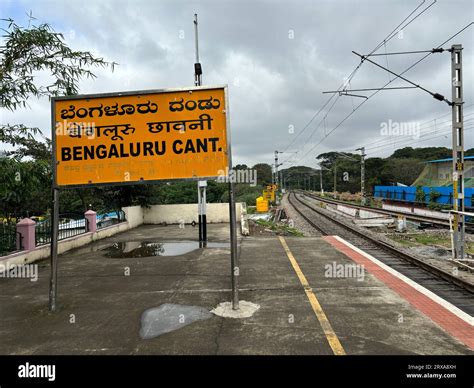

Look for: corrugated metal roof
[426,156,474,163]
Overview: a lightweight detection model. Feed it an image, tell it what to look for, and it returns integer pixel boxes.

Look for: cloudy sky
[1,0,473,168]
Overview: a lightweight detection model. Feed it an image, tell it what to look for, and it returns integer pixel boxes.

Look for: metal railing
[97,210,126,230]
[0,223,21,256]
[35,213,88,246]
[374,189,474,208]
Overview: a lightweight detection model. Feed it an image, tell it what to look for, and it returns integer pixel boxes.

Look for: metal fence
[0,223,21,256]
[35,213,88,246]
[1,210,127,254]
[97,210,126,230]
[374,186,474,208]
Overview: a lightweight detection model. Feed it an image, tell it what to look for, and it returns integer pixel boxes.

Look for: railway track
[298,190,474,233]
[287,191,474,317]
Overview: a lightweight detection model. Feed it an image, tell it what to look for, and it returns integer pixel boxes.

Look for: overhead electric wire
[346,111,474,152]
[352,50,451,104]
[363,117,474,152]
[364,126,474,156]
[308,126,474,169]
[279,0,434,160]
[347,105,474,150]
[364,120,474,153]
[292,22,474,167]
[342,106,473,152]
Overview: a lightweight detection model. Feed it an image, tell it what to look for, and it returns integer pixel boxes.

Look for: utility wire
[353,50,450,104]
[364,117,474,152]
[364,126,474,156]
[364,119,474,153]
[279,0,433,158]
[293,22,474,166]
[345,104,474,151]
[307,126,474,169]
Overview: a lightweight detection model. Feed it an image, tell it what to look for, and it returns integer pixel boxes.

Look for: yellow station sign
[53,86,229,187]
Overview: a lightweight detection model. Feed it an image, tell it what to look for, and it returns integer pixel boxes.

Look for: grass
[388,232,474,255]
[254,219,304,237]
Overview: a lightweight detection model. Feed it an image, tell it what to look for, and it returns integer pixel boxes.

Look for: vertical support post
[16,218,36,251]
[193,14,202,87]
[202,185,207,244]
[199,180,207,246]
[194,13,207,243]
[451,44,465,260]
[274,151,279,186]
[358,147,366,205]
[49,187,60,312]
[320,168,324,195]
[228,180,239,310]
[84,210,97,233]
[333,162,337,199]
[197,185,202,242]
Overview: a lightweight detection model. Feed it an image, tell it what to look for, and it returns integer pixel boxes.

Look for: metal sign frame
[49,84,239,311]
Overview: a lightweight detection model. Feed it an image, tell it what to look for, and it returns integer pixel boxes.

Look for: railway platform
[0,223,472,355]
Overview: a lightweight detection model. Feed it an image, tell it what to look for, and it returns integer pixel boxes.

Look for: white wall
[123,205,144,228]
[336,205,358,217]
[382,203,449,220]
[142,203,243,224]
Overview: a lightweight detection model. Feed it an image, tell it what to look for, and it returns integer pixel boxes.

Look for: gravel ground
[297,193,474,283]
[280,194,321,237]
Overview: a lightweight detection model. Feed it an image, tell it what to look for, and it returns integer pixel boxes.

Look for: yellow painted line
[278,236,346,355]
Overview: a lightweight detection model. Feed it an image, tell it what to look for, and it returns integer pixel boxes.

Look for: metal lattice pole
[451,44,465,260]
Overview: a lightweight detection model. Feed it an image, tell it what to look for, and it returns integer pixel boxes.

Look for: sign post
[50,85,239,310]
[48,187,60,311]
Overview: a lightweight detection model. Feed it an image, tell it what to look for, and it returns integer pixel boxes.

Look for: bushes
[415,186,426,203]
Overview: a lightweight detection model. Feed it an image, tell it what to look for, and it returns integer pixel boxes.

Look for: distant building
[412,156,474,188]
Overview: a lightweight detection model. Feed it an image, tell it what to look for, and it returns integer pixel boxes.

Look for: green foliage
[426,189,442,209]
[254,219,303,236]
[429,189,441,203]
[280,165,321,191]
[380,158,424,186]
[415,186,426,203]
[1,17,117,111]
[0,15,119,219]
[220,182,261,205]
[253,163,272,186]
[390,147,451,161]
[0,157,51,221]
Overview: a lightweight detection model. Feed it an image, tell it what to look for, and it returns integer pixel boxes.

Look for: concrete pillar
[396,215,407,232]
[84,210,97,233]
[16,218,36,251]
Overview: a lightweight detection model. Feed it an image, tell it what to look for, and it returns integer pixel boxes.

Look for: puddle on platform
[102,240,228,258]
[139,303,213,339]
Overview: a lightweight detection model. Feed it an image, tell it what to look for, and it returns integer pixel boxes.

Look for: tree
[0,16,117,217]
[0,156,51,222]
[0,16,114,157]
[380,158,424,186]
[1,17,116,112]
[390,147,451,161]
[252,163,273,186]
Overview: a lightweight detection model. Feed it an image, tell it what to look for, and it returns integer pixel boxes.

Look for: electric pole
[320,168,324,195]
[274,151,284,187]
[333,40,469,259]
[194,14,202,87]
[451,44,465,260]
[356,147,366,205]
[194,14,207,245]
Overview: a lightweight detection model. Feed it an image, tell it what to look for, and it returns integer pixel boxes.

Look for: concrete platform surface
[0,224,471,355]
